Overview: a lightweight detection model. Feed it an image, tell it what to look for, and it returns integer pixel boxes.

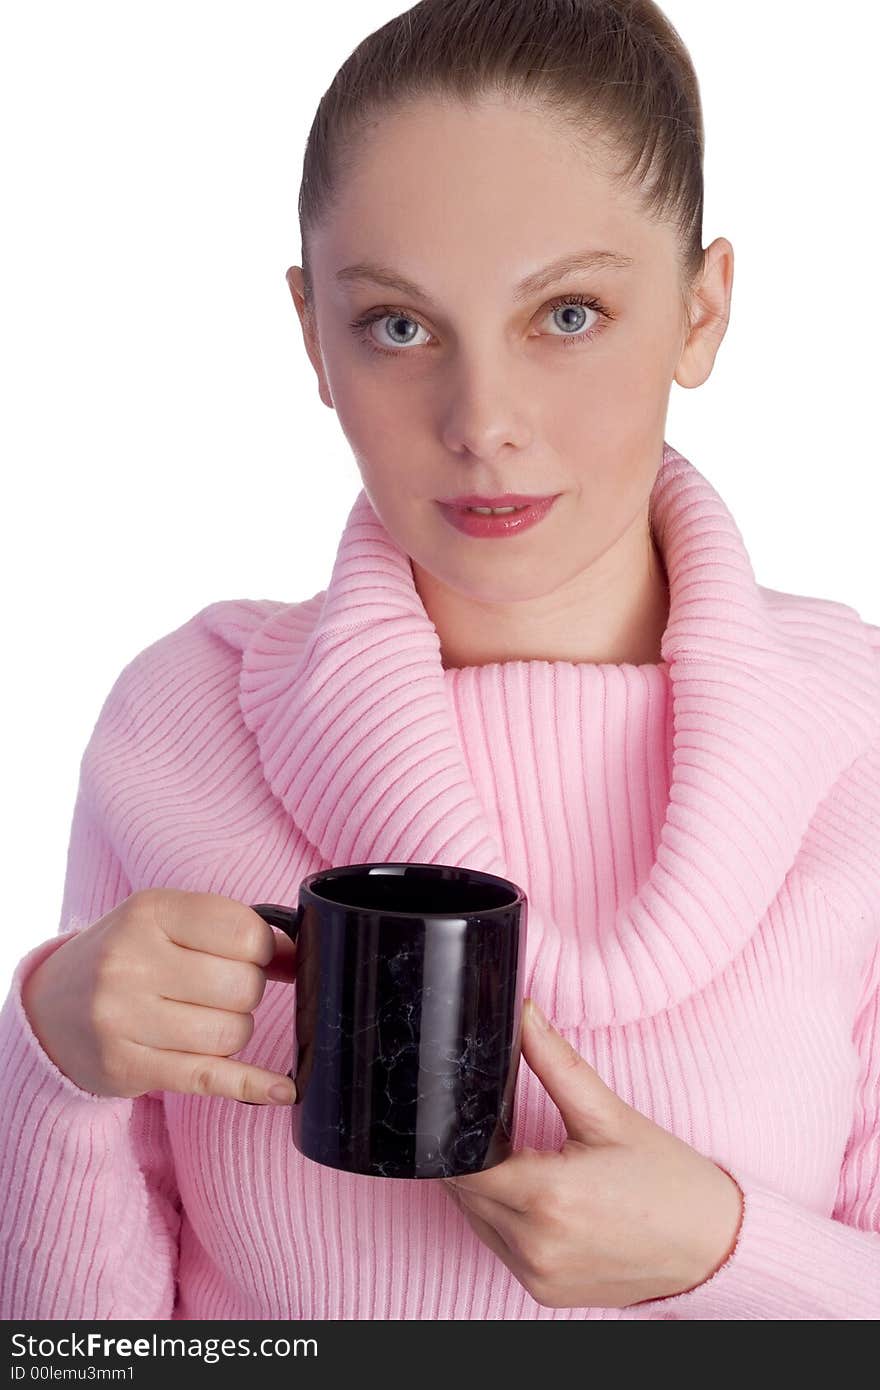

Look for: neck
[412,506,671,670]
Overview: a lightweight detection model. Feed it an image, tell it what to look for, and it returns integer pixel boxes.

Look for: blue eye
[348,292,614,358]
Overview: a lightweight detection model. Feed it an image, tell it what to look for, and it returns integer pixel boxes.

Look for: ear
[285,265,334,410]
[674,237,734,390]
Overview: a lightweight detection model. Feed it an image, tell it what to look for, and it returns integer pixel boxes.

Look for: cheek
[553,349,672,464]
[328,369,425,464]
[577,447,662,545]
[540,339,668,438]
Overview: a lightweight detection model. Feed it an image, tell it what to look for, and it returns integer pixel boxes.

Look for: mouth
[435,493,561,538]
[436,493,560,515]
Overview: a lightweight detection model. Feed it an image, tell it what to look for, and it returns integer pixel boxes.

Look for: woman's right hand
[20,888,299,1106]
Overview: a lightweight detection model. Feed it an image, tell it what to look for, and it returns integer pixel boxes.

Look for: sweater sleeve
[628,612,880,1320]
[0,778,182,1320]
[632,935,880,1320]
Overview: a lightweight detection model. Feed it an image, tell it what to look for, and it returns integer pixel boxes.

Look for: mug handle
[249,901,302,943]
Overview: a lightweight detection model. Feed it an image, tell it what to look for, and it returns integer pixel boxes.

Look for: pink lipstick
[436,492,561,539]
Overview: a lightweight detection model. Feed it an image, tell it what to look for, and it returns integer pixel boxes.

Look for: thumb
[520,997,622,1144]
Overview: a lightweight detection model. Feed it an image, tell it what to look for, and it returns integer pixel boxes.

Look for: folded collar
[218,443,880,1027]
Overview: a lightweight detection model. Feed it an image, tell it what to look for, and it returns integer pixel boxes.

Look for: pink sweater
[2,442,879,1320]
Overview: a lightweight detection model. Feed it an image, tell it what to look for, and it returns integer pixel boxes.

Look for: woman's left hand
[441,998,744,1310]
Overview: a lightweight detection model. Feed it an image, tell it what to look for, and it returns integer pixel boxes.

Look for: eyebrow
[334,248,635,306]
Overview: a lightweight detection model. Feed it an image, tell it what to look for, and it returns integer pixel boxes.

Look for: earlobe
[673,312,708,389]
[674,333,707,390]
[674,323,721,390]
[675,297,732,388]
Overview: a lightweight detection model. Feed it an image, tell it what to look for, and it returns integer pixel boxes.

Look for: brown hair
[298,0,705,325]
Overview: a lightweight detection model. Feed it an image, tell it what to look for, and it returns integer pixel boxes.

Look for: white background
[2,1,878,988]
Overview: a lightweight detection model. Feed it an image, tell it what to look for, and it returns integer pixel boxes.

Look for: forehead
[312,97,670,288]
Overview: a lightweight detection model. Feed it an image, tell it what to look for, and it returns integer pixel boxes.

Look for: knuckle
[538,1193,570,1230]
[190,1064,216,1097]
[233,1070,256,1104]
[524,1242,559,1288]
[248,921,273,967]
[137,886,190,941]
[227,962,264,1014]
[528,1276,563,1309]
[92,936,125,988]
[95,1036,136,1094]
[130,886,159,910]
[229,912,265,963]
[243,961,267,1009]
[213,1012,254,1056]
[134,886,171,927]
[89,986,119,1041]
[110,1054,147,1098]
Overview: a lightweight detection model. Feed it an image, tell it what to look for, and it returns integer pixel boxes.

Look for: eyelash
[348,292,614,358]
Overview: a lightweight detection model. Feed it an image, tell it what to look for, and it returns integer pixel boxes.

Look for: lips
[436,493,560,538]
[438,493,558,508]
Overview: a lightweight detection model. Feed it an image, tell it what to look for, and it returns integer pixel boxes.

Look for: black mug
[250,861,528,1180]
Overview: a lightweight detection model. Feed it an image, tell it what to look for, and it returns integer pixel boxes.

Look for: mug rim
[300,860,525,918]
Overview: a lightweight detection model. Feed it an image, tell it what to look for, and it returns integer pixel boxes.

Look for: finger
[134,996,257,1059]
[150,889,279,968]
[121,1037,296,1106]
[445,1146,548,1215]
[448,1179,535,1258]
[445,1178,527,1235]
[445,1186,522,1276]
[158,943,267,1013]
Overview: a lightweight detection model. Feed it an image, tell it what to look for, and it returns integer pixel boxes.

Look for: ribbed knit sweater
[2,443,879,1320]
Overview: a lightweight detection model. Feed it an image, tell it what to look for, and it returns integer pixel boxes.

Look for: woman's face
[288,95,731,615]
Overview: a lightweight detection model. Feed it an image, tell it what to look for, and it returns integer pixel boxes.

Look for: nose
[439,351,532,461]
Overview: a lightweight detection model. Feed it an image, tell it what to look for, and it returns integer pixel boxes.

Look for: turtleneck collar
[203,442,880,1027]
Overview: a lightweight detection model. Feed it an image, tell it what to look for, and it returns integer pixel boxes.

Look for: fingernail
[527,998,548,1030]
[268,1082,296,1104]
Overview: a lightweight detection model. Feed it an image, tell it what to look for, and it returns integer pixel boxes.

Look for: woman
[2,0,878,1320]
